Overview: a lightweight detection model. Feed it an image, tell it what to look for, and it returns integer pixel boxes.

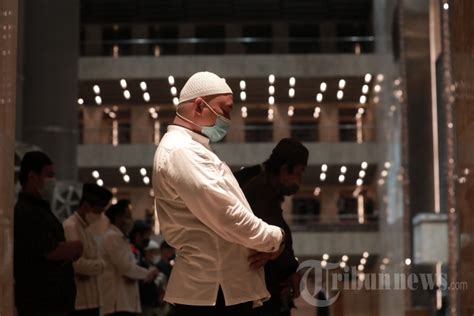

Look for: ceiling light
[170,87,177,96]
[377,74,384,82]
[342,255,349,262]
[268,96,275,105]
[362,84,369,94]
[338,79,346,89]
[109,112,117,119]
[337,90,344,100]
[119,166,127,174]
[313,187,321,196]
[358,265,364,271]
[140,81,147,91]
[356,178,363,186]
[322,254,329,261]
[364,73,372,83]
[93,85,100,94]
[321,164,328,172]
[173,97,179,106]
[359,95,367,104]
[92,170,100,179]
[288,88,295,98]
[143,92,150,102]
[268,74,275,84]
[320,173,327,181]
[358,108,365,115]
[338,175,345,183]
[374,85,381,93]
[77,98,84,105]
[120,79,127,89]
[384,162,391,169]
[143,176,150,185]
[363,251,369,258]
[443,3,449,10]
[148,107,156,114]
[123,90,131,99]
[95,96,102,105]
[288,106,294,117]
[359,170,366,178]
[240,91,247,101]
[320,82,327,92]
[316,93,323,103]
[405,258,412,266]
[151,112,158,119]
[289,77,296,87]
[268,85,275,95]
[140,168,147,176]
[361,162,368,170]
[321,261,327,268]
[240,80,246,90]
[360,258,367,265]
[340,262,346,268]
[123,174,130,183]
[96,179,104,186]
[168,76,175,85]
[340,166,347,174]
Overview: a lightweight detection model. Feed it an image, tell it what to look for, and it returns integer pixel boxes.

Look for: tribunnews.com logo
[297,260,469,307]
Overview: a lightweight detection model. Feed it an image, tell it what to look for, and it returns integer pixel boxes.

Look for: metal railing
[80,36,376,56]
[79,123,376,144]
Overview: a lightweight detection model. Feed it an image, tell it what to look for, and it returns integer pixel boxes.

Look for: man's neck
[21,185,40,198]
[173,116,206,136]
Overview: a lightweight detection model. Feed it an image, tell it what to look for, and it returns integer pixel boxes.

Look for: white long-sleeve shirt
[99,225,149,315]
[63,212,104,310]
[152,125,284,307]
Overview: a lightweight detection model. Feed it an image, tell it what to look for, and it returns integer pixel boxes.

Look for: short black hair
[129,220,152,241]
[80,183,113,208]
[105,199,130,224]
[263,138,309,175]
[19,151,53,186]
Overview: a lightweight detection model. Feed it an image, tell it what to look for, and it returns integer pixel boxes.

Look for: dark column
[19,0,80,181]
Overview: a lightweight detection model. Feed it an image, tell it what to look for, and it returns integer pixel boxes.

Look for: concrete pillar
[272,23,288,54]
[19,0,80,181]
[178,24,194,55]
[319,104,339,142]
[225,24,244,54]
[226,104,245,143]
[273,105,290,141]
[0,1,17,315]
[84,24,102,56]
[131,24,148,55]
[320,187,339,223]
[83,107,109,144]
[320,22,337,53]
[131,107,153,144]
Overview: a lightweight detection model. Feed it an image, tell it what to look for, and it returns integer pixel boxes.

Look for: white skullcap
[145,240,160,251]
[178,71,232,104]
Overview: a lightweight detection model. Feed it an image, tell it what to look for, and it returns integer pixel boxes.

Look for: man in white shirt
[64,183,112,316]
[100,199,158,316]
[153,71,286,316]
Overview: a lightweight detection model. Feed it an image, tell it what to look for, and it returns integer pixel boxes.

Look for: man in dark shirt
[235,138,309,316]
[14,151,84,316]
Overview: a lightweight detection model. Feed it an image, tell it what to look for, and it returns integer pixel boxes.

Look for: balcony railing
[289,213,379,232]
[79,123,376,144]
[80,36,376,57]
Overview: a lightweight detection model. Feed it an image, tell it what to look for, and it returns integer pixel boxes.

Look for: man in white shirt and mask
[63,183,113,316]
[153,71,286,316]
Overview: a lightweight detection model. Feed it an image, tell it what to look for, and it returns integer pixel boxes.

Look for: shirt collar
[167,125,210,149]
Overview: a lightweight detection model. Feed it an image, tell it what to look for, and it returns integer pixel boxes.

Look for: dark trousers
[18,309,68,316]
[70,308,100,316]
[107,313,136,316]
[173,288,253,316]
[251,295,281,316]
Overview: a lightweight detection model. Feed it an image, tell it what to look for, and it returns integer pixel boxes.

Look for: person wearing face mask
[152,71,286,316]
[138,240,170,316]
[14,151,84,316]
[63,183,113,316]
[129,220,153,263]
[235,138,309,316]
[100,200,159,316]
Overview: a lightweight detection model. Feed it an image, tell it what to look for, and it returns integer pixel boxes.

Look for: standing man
[100,199,158,316]
[236,138,309,316]
[63,183,113,316]
[152,71,286,316]
[14,151,84,316]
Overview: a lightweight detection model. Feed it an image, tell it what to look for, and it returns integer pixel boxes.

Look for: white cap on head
[145,240,160,251]
[178,71,232,104]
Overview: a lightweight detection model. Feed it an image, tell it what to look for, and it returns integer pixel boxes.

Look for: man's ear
[194,97,205,114]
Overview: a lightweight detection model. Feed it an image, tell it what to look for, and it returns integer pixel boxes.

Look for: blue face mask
[177,99,231,143]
